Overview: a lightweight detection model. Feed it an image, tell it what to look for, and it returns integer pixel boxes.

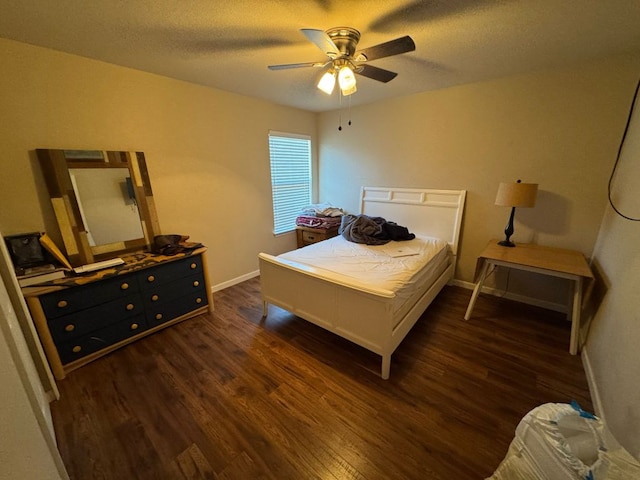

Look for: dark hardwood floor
[51,278,592,480]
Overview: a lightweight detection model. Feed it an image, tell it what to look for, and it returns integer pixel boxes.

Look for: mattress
[279,234,451,319]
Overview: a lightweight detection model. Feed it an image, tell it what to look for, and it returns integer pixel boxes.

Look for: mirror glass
[37,149,160,266]
[69,168,144,246]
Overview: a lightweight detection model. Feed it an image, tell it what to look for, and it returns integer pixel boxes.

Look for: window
[268,132,312,235]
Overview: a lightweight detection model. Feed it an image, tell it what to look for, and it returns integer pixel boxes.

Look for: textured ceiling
[1,0,639,112]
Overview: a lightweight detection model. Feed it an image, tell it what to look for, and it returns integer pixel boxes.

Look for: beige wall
[318,55,640,308]
[585,80,640,457]
[0,38,316,287]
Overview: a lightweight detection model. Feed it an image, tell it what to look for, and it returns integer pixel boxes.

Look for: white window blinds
[268,133,312,235]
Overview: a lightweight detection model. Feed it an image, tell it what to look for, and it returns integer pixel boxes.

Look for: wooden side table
[295,225,339,248]
[464,240,594,355]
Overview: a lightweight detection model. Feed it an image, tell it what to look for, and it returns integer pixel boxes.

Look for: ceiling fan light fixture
[338,65,357,96]
[269,27,415,101]
[317,70,336,95]
[341,83,357,96]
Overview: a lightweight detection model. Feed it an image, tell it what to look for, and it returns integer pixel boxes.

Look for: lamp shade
[338,66,357,96]
[495,181,538,208]
[317,71,336,95]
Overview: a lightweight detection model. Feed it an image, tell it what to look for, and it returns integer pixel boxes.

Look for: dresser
[24,248,213,379]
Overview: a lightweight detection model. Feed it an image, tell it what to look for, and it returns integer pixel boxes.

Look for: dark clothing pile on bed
[296,203,345,230]
[339,214,416,245]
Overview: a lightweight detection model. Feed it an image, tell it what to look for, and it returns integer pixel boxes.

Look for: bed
[258,186,466,379]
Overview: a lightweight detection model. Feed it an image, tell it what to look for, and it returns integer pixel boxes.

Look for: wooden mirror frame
[36,149,160,266]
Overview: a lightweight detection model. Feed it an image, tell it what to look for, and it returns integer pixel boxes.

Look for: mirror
[69,167,144,246]
[36,149,160,266]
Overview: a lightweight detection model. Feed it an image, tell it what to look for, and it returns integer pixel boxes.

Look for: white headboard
[360,187,466,255]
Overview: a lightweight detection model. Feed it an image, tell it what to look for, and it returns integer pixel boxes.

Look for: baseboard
[451,279,567,314]
[211,270,260,292]
[580,347,604,419]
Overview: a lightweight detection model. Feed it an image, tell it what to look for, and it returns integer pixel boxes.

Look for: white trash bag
[487,402,640,480]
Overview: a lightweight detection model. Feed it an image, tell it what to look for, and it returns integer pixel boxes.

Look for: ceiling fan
[267,27,415,96]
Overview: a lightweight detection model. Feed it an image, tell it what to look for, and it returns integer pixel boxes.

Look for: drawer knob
[193,280,200,287]
[151,294,159,302]
[155,313,163,320]
[57,300,68,308]
[126,303,135,311]
[196,297,202,304]
[72,345,82,353]
[308,235,316,240]
[64,324,75,332]
[190,263,197,269]
[147,275,155,283]
[120,282,129,290]
[130,323,139,330]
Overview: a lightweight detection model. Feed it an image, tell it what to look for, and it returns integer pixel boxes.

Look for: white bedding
[279,235,450,319]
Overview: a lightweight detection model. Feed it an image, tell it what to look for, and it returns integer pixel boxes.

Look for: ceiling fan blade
[354,35,415,62]
[268,61,327,70]
[356,64,398,83]
[301,28,340,58]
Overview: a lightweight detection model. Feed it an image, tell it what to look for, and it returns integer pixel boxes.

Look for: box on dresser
[18,268,68,287]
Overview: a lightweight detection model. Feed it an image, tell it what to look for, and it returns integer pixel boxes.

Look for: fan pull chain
[337,91,353,132]
[338,89,343,131]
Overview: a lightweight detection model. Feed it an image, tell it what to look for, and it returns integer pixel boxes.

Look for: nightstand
[295,225,339,248]
[464,239,593,355]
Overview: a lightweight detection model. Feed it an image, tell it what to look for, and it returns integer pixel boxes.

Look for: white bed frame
[258,187,466,379]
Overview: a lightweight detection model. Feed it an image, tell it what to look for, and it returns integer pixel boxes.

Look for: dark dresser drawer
[48,293,143,344]
[146,290,208,327]
[57,315,148,364]
[141,273,205,309]
[136,255,203,288]
[40,274,139,319]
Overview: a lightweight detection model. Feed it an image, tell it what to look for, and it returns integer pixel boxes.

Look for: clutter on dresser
[72,257,125,274]
[17,266,69,287]
[152,234,203,256]
[295,203,345,248]
[4,231,72,286]
[295,202,345,229]
[5,231,55,273]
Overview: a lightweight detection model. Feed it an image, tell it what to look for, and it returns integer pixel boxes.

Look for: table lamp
[495,180,538,247]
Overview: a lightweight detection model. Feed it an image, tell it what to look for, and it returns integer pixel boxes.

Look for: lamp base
[497,239,516,247]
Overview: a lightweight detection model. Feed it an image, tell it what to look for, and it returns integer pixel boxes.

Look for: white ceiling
[1,0,639,112]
